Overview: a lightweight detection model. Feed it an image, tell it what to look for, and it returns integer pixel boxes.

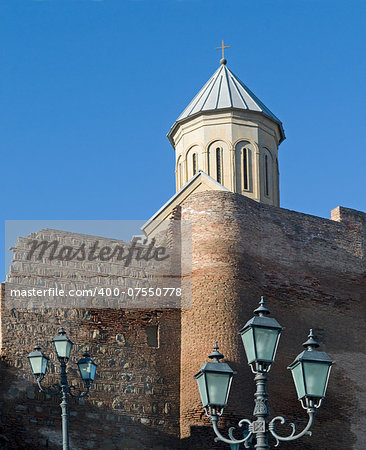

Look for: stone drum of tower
[167,59,285,207]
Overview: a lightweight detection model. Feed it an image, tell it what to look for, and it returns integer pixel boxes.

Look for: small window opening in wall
[178,163,182,187]
[264,154,269,196]
[243,148,248,190]
[192,153,197,175]
[146,325,159,348]
[216,147,221,183]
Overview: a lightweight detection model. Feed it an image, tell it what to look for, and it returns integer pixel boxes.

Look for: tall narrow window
[192,153,197,175]
[264,154,269,196]
[216,147,221,183]
[178,163,182,187]
[243,148,248,190]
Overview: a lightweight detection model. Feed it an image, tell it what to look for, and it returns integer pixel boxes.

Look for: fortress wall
[0,294,181,449]
[0,228,182,449]
[1,194,366,449]
[180,190,366,449]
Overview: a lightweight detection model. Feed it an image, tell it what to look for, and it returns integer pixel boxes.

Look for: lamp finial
[208,341,224,362]
[303,329,320,350]
[254,296,270,316]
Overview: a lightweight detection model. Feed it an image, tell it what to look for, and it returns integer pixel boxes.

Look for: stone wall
[0,229,182,449]
[0,298,181,449]
[1,193,366,449]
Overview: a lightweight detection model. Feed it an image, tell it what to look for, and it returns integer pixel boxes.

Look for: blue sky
[2,0,366,279]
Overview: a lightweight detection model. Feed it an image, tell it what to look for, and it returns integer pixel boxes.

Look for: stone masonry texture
[1,191,366,449]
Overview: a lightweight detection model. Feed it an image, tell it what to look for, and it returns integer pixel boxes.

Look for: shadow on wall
[0,314,360,449]
[0,358,182,450]
[183,363,356,450]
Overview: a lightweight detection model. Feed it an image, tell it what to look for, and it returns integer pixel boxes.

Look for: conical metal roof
[169,62,285,142]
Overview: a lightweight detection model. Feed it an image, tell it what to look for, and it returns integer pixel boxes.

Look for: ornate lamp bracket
[269,407,316,447]
[208,359,317,448]
[211,415,253,445]
[36,377,62,397]
[68,383,90,399]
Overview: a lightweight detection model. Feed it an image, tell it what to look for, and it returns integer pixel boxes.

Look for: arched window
[192,153,197,175]
[216,147,221,183]
[178,162,182,187]
[235,141,252,193]
[264,154,269,196]
[243,148,248,190]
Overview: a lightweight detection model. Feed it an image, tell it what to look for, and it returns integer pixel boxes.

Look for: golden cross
[216,40,231,61]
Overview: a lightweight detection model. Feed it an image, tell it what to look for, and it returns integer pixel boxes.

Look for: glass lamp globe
[52,328,73,360]
[288,329,334,409]
[194,342,234,416]
[77,352,97,383]
[239,297,282,373]
[27,346,49,377]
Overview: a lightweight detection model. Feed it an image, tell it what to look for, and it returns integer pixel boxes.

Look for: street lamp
[195,297,334,450]
[240,297,282,373]
[288,329,333,410]
[194,342,234,417]
[52,328,73,359]
[27,328,97,450]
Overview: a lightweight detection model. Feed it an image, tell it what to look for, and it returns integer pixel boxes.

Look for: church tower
[167,51,285,207]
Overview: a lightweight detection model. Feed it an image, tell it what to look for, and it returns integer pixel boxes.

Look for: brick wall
[1,193,366,449]
[180,191,366,449]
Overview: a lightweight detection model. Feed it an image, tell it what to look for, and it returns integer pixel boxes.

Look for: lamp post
[27,328,97,450]
[194,297,334,449]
